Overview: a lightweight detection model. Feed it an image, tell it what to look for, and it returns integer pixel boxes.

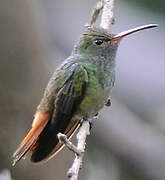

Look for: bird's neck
[76,50,116,73]
[71,52,116,89]
[72,43,118,72]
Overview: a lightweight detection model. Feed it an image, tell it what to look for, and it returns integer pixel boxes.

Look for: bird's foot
[105,99,111,107]
[80,117,93,130]
[93,112,99,120]
[89,120,93,130]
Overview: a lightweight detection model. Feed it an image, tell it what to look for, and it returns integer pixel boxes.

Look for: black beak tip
[150,24,159,28]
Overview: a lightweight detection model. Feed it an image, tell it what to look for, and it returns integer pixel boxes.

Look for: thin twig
[57,133,82,156]
[100,0,115,30]
[57,120,90,180]
[89,0,104,27]
[67,120,90,179]
[89,0,115,29]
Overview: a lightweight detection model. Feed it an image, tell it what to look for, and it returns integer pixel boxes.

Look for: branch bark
[57,120,90,180]
[57,133,82,156]
[89,0,115,29]
[89,0,103,27]
[100,0,115,30]
[67,120,90,179]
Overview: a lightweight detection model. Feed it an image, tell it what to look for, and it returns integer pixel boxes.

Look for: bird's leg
[94,112,99,117]
[89,119,93,131]
[94,112,99,119]
[105,98,111,107]
[80,117,93,130]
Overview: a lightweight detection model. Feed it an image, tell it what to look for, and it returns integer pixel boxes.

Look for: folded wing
[13,63,88,165]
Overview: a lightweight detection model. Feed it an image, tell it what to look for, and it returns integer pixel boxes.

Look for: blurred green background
[0,0,165,180]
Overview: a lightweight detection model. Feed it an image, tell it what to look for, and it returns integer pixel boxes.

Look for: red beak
[111,24,158,42]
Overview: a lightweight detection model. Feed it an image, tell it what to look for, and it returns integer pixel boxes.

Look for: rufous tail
[12,111,50,166]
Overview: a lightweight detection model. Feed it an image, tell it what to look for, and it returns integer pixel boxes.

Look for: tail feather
[41,120,80,163]
[30,112,74,162]
[12,112,50,166]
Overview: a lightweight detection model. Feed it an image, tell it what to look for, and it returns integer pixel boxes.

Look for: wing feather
[13,63,88,165]
[31,64,88,162]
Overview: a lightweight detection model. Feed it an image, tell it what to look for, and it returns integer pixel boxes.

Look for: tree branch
[100,0,115,30]
[67,120,90,179]
[89,0,103,27]
[57,133,82,156]
[58,0,116,179]
[57,120,90,180]
[89,0,115,29]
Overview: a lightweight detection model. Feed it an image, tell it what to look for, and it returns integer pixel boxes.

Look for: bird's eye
[94,39,103,45]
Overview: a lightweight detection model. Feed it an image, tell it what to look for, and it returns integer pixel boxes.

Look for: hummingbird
[12,24,158,166]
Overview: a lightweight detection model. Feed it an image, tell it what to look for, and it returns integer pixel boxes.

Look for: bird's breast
[77,66,114,117]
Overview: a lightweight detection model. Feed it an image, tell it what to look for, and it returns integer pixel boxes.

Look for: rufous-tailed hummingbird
[13,24,157,166]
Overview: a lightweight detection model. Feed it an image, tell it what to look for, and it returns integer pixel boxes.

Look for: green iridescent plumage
[31,26,118,161]
[13,23,158,164]
[38,27,118,118]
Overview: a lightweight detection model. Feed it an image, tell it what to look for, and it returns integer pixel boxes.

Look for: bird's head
[74,24,158,58]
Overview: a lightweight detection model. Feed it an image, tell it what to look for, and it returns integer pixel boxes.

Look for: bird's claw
[80,117,93,130]
[105,99,111,107]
